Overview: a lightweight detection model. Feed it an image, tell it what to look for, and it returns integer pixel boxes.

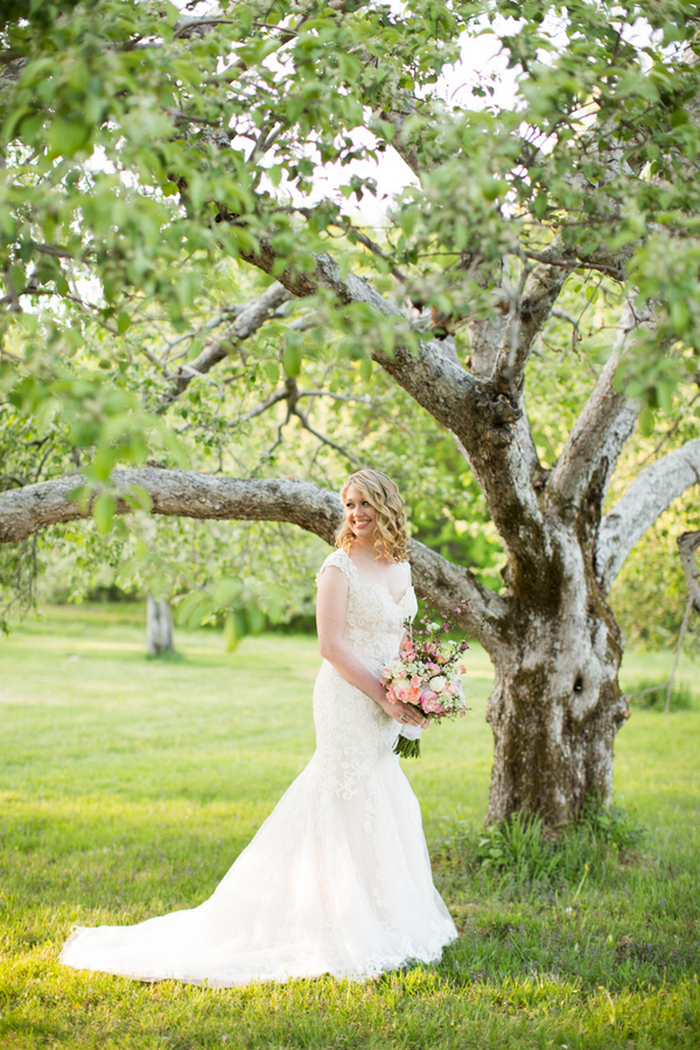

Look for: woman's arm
[316,566,425,726]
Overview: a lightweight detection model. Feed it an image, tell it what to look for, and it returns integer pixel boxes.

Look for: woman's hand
[378,695,427,727]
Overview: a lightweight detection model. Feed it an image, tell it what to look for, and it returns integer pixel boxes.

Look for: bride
[60,469,457,985]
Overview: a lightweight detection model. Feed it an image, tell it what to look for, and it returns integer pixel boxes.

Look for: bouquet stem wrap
[395,724,423,759]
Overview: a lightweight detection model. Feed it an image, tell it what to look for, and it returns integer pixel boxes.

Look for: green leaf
[638,406,656,437]
[2,105,31,142]
[175,591,204,628]
[117,311,131,334]
[246,606,266,635]
[670,298,689,335]
[123,484,152,512]
[214,577,242,607]
[46,118,91,157]
[19,113,43,146]
[9,263,26,294]
[223,611,239,652]
[92,493,116,536]
[68,485,90,513]
[282,343,302,377]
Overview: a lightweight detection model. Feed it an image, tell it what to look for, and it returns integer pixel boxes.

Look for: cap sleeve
[315,549,354,588]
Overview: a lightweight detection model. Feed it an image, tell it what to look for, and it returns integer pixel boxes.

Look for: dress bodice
[316,548,418,672]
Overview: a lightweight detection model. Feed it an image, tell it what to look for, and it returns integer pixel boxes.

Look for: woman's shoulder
[315,548,356,586]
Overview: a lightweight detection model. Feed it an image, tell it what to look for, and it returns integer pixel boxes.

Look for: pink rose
[387,683,406,703]
[419,689,437,711]
[421,693,445,715]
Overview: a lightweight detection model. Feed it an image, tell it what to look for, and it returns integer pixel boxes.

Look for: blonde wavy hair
[335,469,410,562]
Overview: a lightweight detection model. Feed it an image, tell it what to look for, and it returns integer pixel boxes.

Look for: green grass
[1,603,699,1049]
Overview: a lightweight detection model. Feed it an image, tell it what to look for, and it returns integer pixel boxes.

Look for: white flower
[429,675,447,692]
[384,660,404,679]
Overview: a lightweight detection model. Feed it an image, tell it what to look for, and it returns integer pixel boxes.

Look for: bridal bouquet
[382,602,470,759]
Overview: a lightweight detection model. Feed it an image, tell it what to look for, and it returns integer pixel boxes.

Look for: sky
[271,23,523,227]
[174,0,523,227]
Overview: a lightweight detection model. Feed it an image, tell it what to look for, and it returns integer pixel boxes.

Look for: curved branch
[595,437,700,593]
[237,241,479,411]
[0,468,508,647]
[291,406,361,466]
[0,470,342,545]
[161,282,291,407]
[547,297,642,520]
[490,252,574,394]
[408,541,509,659]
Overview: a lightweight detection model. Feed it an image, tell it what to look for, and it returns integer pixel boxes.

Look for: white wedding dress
[60,549,457,986]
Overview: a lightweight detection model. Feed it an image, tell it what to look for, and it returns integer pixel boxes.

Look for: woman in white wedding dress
[60,469,457,986]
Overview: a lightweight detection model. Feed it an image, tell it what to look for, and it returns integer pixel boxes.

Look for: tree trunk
[146,595,174,657]
[485,530,629,826]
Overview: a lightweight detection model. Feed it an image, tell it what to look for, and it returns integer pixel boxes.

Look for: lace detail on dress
[316,549,416,669]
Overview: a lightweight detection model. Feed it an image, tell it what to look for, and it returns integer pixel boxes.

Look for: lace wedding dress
[60,549,457,985]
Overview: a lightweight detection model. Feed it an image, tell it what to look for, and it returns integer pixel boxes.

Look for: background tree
[1,0,699,825]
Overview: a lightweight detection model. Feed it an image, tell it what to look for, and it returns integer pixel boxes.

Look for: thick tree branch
[409,541,509,659]
[490,252,575,394]
[161,282,291,406]
[595,437,700,593]
[591,401,640,507]
[547,297,641,520]
[239,240,483,436]
[0,468,508,646]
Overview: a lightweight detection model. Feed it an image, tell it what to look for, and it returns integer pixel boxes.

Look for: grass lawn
[0,602,699,1049]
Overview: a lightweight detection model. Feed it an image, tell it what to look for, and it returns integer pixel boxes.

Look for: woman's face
[343,484,376,541]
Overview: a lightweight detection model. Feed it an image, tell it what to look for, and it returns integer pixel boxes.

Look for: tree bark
[160,282,291,407]
[485,522,628,824]
[678,530,700,618]
[548,297,642,521]
[146,595,174,656]
[596,438,700,593]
